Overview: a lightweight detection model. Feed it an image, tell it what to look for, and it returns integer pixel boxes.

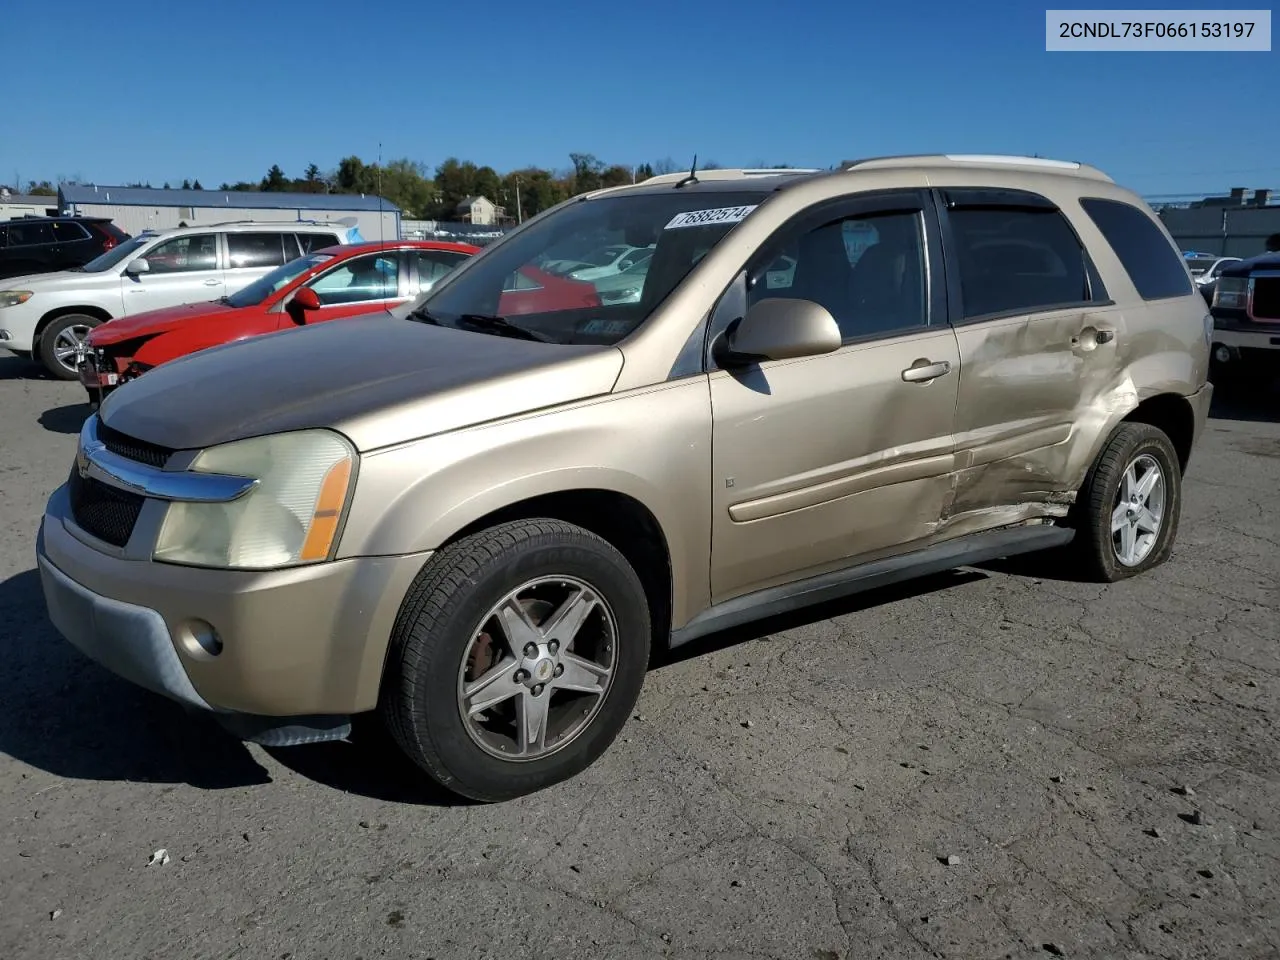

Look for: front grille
[68,469,144,547]
[97,422,173,468]
[1249,277,1280,322]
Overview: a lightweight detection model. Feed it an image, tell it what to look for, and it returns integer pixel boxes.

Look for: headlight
[154,430,356,570]
[1212,277,1248,309]
[0,291,33,308]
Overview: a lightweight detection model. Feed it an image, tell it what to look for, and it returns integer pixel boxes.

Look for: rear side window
[8,221,57,246]
[297,232,340,254]
[1079,197,1193,301]
[51,221,90,243]
[227,232,289,269]
[947,198,1102,319]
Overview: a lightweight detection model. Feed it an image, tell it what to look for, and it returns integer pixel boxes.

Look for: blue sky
[4,0,1276,197]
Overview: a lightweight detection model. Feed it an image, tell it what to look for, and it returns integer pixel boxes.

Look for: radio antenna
[675,154,699,189]
[377,142,385,246]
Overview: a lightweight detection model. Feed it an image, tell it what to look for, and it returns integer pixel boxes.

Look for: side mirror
[125,258,150,276]
[285,286,321,325]
[618,259,634,272]
[715,297,842,366]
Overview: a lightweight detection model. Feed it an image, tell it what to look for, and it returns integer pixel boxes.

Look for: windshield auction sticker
[1046,9,1271,50]
[665,206,759,230]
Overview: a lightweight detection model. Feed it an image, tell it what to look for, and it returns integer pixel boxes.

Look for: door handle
[901,359,952,383]
[1070,326,1116,349]
[203,279,222,286]
[1095,328,1115,344]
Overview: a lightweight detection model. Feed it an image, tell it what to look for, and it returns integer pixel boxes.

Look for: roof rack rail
[640,167,821,186]
[194,218,352,228]
[840,154,1114,182]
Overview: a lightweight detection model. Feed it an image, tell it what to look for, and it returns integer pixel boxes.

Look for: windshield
[225,254,331,307]
[79,235,151,273]
[414,190,770,346]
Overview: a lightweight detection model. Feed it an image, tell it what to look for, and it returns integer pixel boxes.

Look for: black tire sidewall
[1085,425,1182,581]
[39,314,100,380]
[404,530,650,801]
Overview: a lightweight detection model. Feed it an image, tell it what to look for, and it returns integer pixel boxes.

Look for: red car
[79,240,601,402]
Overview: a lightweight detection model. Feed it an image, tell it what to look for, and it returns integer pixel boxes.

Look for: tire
[380,518,651,802]
[38,313,101,380]
[1069,422,1182,583]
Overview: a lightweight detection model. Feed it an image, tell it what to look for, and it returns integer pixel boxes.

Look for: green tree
[304,163,321,182]
[600,164,633,188]
[261,165,288,191]
[569,152,604,193]
[635,163,654,181]
[181,179,192,189]
[192,179,203,190]
[24,180,56,196]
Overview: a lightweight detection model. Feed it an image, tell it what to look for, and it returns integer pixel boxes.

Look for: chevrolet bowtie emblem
[75,444,89,478]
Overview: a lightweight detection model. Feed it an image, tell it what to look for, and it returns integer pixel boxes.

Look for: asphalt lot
[0,350,1277,960]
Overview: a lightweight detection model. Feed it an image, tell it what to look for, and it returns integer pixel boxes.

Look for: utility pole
[515,176,523,224]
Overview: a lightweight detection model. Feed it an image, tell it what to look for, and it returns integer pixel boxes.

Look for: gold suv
[38,156,1214,801]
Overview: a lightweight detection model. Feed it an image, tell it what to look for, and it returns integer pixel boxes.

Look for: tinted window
[297,232,340,254]
[0,225,7,247]
[8,221,56,246]
[750,210,928,341]
[413,250,470,295]
[143,234,218,274]
[51,221,90,243]
[1080,197,1193,300]
[306,254,399,305]
[227,232,288,269]
[949,207,1093,318]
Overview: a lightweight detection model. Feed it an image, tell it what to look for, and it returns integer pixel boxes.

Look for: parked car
[78,241,480,403]
[38,156,1212,803]
[543,243,654,281]
[1209,250,1280,383]
[0,216,130,280]
[590,255,653,304]
[1183,252,1242,305]
[0,220,358,379]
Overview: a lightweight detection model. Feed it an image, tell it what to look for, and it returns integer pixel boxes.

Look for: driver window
[749,210,927,342]
[307,255,399,305]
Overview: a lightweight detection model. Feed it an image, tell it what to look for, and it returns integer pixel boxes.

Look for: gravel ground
[1,351,1277,960]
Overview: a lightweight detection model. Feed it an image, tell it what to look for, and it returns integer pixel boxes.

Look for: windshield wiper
[456,314,551,342]
[406,307,551,342]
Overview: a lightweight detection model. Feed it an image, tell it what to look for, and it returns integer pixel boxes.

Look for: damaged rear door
[937,186,1123,527]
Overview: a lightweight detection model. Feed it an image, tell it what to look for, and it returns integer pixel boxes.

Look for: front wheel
[38,313,101,380]
[1069,422,1183,582]
[380,519,651,802]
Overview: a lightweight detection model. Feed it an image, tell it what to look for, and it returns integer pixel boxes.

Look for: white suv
[0,221,359,378]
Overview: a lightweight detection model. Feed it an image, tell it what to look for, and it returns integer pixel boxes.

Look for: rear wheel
[380,518,651,802]
[38,313,101,380]
[1069,423,1182,582]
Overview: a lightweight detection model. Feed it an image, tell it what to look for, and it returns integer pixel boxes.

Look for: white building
[0,189,59,220]
[455,195,504,226]
[57,183,401,239]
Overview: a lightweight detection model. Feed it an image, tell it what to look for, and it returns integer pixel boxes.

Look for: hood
[98,315,624,452]
[1221,252,1280,278]
[89,300,235,346]
[6,269,93,288]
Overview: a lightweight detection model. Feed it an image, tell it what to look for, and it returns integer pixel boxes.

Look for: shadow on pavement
[39,402,92,435]
[1209,373,1279,424]
[0,352,48,381]
[0,567,271,790]
[264,716,475,808]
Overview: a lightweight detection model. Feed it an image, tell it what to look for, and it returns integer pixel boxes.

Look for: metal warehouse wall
[66,203,399,241]
[1159,205,1280,258]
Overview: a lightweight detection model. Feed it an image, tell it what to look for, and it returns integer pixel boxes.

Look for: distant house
[455,195,505,226]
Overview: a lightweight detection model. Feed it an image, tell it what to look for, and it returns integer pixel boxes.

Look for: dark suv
[1209,235,1280,384]
[0,216,130,280]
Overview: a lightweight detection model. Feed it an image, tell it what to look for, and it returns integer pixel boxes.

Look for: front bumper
[1212,327,1280,356]
[37,485,431,742]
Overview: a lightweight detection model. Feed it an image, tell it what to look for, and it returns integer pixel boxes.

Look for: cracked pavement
[1,353,1277,960]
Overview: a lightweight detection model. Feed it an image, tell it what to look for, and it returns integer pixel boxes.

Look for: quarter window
[143,234,218,274]
[1079,197,1194,301]
[413,250,469,294]
[51,221,90,242]
[948,205,1099,319]
[227,232,289,269]
[750,210,929,341]
[306,254,399,305]
[297,232,340,254]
